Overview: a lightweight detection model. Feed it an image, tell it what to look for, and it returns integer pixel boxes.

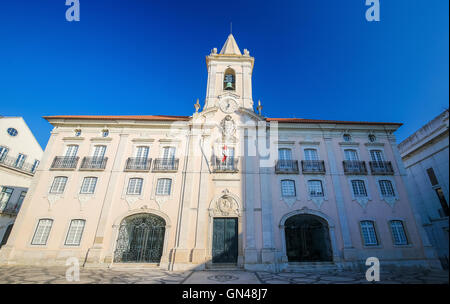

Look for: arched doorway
[284,214,332,262]
[113,213,166,263]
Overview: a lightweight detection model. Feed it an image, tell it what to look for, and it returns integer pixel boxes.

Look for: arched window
[223,68,236,91]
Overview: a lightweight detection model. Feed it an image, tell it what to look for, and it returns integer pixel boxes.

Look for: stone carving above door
[209,189,240,217]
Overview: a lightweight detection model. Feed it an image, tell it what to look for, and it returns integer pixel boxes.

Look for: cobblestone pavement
[0,266,448,284]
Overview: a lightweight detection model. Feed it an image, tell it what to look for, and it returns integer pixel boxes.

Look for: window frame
[156,178,172,196]
[49,176,68,194]
[80,177,98,194]
[281,179,296,197]
[127,177,144,195]
[359,220,379,246]
[389,220,409,246]
[31,218,53,246]
[64,219,86,246]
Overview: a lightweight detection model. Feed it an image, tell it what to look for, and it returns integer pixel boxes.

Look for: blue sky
[0,0,448,149]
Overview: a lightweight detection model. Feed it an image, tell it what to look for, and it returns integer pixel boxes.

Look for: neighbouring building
[398,109,449,269]
[0,116,43,247]
[0,35,441,271]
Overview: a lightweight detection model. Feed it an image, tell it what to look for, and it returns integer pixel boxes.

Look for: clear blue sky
[0,0,448,149]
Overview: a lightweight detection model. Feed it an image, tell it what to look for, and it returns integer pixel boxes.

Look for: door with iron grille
[114,214,165,263]
[285,214,332,262]
[212,218,238,263]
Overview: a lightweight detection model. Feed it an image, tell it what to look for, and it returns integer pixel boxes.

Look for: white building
[0,117,44,246]
[398,109,449,269]
[0,35,441,271]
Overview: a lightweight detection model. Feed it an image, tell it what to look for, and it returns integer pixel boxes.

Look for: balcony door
[15,154,26,169]
[304,149,319,161]
[65,145,79,157]
[136,146,149,159]
[161,147,175,165]
[278,148,292,169]
[344,149,359,161]
[93,145,106,158]
[370,150,384,162]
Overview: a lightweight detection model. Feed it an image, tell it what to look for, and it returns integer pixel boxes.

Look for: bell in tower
[224,69,235,91]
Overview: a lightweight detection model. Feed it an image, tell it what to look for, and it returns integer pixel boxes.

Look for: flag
[221,145,227,162]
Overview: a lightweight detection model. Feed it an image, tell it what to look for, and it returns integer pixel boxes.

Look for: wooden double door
[212,217,238,263]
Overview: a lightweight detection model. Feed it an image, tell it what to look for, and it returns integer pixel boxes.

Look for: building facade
[0,35,441,271]
[398,109,449,269]
[0,117,43,247]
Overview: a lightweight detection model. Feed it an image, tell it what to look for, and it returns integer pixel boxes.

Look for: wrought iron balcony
[343,160,368,175]
[152,158,179,172]
[0,155,36,175]
[0,204,20,216]
[50,156,79,170]
[80,157,108,170]
[275,160,299,174]
[301,160,326,174]
[212,157,239,173]
[369,161,394,175]
[125,158,152,171]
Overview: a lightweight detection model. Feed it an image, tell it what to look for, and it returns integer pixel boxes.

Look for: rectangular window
[308,180,324,197]
[15,191,27,212]
[0,187,14,211]
[156,178,172,196]
[435,188,449,217]
[360,221,378,246]
[15,153,26,168]
[304,149,319,161]
[281,180,296,197]
[162,147,176,160]
[344,149,359,161]
[379,180,395,197]
[31,219,53,245]
[0,146,8,161]
[426,168,439,186]
[65,219,85,246]
[65,145,79,157]
[50,176,68,194]
[127,178,143,195]
[351,180,367,197]
[93,145,106,158]
[80,177,97,194]
[278,148,292,160]
[136,146,149,159]
[370,150,385,162]
[390,220,408,245]
[31,160,40,173]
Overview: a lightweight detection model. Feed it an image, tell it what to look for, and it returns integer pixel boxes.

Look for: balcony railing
[50,156,79,169]
[152,158,179,172]
[301,160,325,174]
[275,160,299,174]
[0,205,20,216]
[369,161,394,175]
[343,160,368,175]
[0,155,36,175]
[80,157,108,170]
[125,158,152,171]
[212,157,239,173]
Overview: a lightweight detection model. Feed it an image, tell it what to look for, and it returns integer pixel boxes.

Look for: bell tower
[204,34,255,112]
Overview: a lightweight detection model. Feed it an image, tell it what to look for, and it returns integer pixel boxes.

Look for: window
[426,168,439,186]
[281,180,296,197]
[379,180,395,197]
[390,220,408,245]
[370,150,385,162]
[435,188,449,217]
[360,221,378,246]
[162,147,176,160]
[65,219,85,246]
[80,177,97,194]
[15,153,26,168]
[0,187,14,211]
[344,149,359,161]
[278,148,292,160]
[15,191,27,212]
[0,146,8,161]
[304,149,319,161]
[127,178,143,195]
[308,180,324,197]
[50,176,68,194]
[343,134,351,142]
[102,129,109,137]
[31,219,53,245]
[93,145,106,158]
[136,146,150,159]
[65,145,79,157]
[368,134,376,142]
[156,178,172,196]
[351,180,367,197]
[31,160,40,173]
[7,128,18,137]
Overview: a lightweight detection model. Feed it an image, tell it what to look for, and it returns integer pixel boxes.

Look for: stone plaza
[0,266,447,284]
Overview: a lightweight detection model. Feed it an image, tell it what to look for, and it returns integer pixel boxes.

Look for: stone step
[109,263,160,269]
[205,263,243,270]
[284,262,338,272]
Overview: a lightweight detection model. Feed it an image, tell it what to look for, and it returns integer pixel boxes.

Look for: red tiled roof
[266,118,402,126]
[43,115,191,121]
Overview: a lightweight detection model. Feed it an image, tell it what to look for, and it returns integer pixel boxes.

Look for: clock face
[219,98,238,113]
